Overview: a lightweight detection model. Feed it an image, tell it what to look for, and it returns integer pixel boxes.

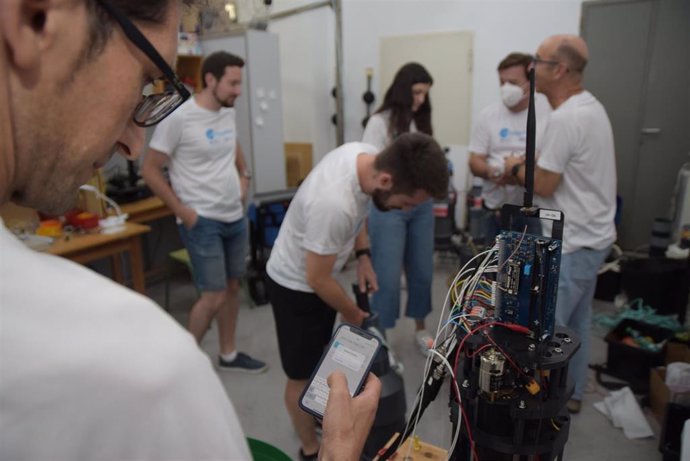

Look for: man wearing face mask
[468,52,552,243]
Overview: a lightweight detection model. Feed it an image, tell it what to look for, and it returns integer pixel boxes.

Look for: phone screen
[300,324,381,418]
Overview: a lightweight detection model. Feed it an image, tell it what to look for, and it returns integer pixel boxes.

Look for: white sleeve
[537,113,574,174]
[362,114,389,150]
[468,109,491,155]
[148,111,183,156]
[151,343,252,459]
[534,95,553,153]
[118,315,253,459]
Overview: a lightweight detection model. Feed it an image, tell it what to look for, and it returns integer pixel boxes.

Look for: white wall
[268,0,582,160]
[268,2,337,164]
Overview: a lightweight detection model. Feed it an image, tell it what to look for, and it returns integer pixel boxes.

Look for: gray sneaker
[218,352,268,374]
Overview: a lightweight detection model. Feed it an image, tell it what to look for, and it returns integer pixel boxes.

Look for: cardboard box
[284,143,313,188]
[667,342,690,365]
[374,432,447,461]
[78,171,107,217]
[649,367,690,422]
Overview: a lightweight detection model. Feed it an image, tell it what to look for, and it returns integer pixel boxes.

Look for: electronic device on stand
[377,68,578,461]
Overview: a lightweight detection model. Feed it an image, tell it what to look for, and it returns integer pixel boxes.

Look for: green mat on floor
[247,437,292,461]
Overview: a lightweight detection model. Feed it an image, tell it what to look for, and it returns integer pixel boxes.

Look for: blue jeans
[178,215,248,292]
[556,246,610,400]
[368,200,434,329]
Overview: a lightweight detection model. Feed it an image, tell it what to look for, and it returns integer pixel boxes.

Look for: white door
[379,31,474,227]
[379,31,473,147]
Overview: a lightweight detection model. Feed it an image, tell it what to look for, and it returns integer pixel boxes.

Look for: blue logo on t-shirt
[204,128,234,145]
[499,127,526,141]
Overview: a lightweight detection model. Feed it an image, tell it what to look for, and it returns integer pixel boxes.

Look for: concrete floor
[149,254,661,461]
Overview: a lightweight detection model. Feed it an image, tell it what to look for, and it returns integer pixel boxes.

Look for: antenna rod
[523,67,536,208]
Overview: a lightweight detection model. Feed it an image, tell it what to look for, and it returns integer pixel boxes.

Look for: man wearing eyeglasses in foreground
[504,34,616,415]
[0,1,379,459]
[142,51,268,374]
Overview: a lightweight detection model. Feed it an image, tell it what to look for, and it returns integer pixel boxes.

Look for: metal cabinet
[202,30,286,198]
[581,0,690,249]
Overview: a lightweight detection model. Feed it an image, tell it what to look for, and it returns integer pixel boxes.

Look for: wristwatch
[241,170,252,179]
[355,248,371,258]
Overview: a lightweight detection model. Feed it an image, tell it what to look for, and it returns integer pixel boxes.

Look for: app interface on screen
[302,326,379,415]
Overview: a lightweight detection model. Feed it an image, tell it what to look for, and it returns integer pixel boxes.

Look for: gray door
[581,0,690,249]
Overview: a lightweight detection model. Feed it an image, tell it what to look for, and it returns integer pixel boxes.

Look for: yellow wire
[551,419,561,432]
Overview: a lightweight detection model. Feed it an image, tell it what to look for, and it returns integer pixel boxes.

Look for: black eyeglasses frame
[95,0,191,127]
[532,56,561,67]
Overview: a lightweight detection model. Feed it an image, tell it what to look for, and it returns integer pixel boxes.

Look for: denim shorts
[177,215,248,292]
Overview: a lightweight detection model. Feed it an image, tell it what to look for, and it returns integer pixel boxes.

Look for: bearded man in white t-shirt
[468,52,552,243]
[142,51,267,373]
[266,133,449,460]
[505,35,617,415]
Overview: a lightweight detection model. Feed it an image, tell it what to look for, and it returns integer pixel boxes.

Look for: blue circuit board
[494,231,562,341]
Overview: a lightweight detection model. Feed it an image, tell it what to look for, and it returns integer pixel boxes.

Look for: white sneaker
[415,330,434,356]
[388,348,405,375]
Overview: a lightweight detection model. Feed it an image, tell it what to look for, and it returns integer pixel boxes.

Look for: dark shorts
[266,275,337,380]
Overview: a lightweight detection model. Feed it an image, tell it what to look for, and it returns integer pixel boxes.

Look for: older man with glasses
[505,34,617,415]
[0,1,379,459]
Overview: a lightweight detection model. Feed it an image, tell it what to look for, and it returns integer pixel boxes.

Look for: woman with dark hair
[362,62,436,354]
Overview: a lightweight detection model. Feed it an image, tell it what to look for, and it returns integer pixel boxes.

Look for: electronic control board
[495,205,565,341]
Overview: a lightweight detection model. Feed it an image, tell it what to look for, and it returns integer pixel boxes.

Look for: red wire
[450,321,531,460]
[446,322,529,461]
[485,335,528,379]
[453,372,479,461]
[450,316,568,461]
[467,343,492,358]
[453,321,530,376]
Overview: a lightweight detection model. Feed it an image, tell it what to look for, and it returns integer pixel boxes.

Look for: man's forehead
[223,66,243,76]
[500,65,526,78]
[136,5,181,70]
[538,38,557,57]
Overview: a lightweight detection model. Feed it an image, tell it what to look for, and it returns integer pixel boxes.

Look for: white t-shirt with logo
[149,97,243,223]
[537,91,617,253]
[469,94,552,209]
[267,143,377,292]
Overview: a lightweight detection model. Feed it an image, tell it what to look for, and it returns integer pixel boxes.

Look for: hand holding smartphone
[299,324,381,419]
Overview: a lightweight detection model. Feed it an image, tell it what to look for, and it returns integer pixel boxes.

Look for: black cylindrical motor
[352,285,407,460]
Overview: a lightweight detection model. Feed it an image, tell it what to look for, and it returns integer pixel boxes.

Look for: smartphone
[299,323,382,419]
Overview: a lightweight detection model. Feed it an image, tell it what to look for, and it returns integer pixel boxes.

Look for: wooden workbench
[119,196,173,224]
[48,222,151,294]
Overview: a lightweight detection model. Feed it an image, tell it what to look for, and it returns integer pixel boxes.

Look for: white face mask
[500,82,525,108]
